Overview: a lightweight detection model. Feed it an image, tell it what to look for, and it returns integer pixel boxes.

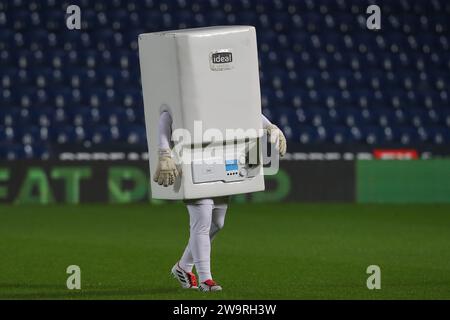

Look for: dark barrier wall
[276,160,355,203]
[1,160,449,204]
[0,160,355,204]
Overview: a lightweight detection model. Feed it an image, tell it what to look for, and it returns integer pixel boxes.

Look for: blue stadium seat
[327,126,355,145]
[49,124,84,144]
[0,144,26,160]
[0,125,14,141]
[122,124,147,145]
[29,107,60,127]
[84,124,115,144]
[360,126,384,146]
[66,68,97,89]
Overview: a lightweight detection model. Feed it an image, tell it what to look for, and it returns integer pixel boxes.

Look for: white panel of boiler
[139,26,265,200]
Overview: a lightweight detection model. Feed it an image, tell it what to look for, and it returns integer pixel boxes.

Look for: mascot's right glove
[153,149,179,187]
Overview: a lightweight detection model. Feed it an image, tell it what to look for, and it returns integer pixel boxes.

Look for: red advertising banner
[373,149,419,160]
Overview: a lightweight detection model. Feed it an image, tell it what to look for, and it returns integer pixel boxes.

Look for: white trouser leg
[179,202,228,281]
[209,203,227,240]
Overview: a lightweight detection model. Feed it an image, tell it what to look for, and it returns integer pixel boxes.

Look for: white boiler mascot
[139,26,287,292]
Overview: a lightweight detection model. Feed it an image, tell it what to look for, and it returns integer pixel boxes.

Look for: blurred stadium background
[1,0,450,299]
[0,0,449,158]
[0,0,449,204]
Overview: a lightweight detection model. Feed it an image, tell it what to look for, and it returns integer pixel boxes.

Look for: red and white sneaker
[171,263,198,289]
[199,279,222,292]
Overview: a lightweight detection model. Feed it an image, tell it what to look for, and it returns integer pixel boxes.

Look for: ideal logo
[212,52,232,64]
[210,49,233,71]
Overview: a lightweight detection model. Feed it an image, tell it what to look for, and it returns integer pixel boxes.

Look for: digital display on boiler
[225,160,238,172]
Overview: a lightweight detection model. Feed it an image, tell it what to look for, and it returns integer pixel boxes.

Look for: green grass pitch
[0,203,449,300]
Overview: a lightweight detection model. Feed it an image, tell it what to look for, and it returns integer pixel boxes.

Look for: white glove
[267,124,287,157]
[153,149,180,187]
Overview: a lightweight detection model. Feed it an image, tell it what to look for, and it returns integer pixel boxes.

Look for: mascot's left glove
[267,124,287,157]
[153,149,179,187]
